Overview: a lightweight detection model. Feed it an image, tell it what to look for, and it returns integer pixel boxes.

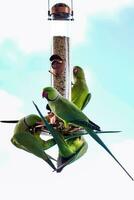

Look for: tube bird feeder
[48,0,74,100]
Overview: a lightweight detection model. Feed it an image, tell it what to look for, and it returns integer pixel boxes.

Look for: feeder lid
[51,3,71,20]
[50,54,63,61]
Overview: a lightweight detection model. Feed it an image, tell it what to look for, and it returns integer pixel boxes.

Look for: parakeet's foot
[49,70,57,76]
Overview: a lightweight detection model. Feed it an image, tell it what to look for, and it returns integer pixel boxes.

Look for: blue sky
[0,1,134,200]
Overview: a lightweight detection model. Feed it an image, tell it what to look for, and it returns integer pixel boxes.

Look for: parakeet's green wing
[49,96,100,131]
[81,93,91,110]
[71,66,91,110]
[71,83,90,110]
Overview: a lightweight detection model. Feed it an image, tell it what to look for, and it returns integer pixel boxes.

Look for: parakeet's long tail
[0,120,18,123]
[70,119,133,180]
[88,119,101,131]
[85,126,134,181]
[43,156,56,171]
[71,119,100,131]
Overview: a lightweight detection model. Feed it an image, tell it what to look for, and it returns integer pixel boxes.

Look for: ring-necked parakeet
[42,87,100,130]
[11,114,56,170]
[33,102,88,172]
[71,66,91,110]
[42,87,133,180]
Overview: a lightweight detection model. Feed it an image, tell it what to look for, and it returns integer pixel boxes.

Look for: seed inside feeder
[51,36,70,100]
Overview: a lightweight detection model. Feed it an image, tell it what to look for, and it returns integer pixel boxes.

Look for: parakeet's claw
[48,70,57,77]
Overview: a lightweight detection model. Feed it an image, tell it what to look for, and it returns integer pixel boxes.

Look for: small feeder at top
[48,1,74,20]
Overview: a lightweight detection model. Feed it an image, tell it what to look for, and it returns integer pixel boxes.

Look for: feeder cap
[50,54,63,61]
[51,3,70,14]
[51,3,71,20]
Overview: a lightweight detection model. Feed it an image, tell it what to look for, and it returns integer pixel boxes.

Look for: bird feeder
[48,0,74,100]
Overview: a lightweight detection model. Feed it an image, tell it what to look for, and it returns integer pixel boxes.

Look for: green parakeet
[42,87,133,180]
[33,102,88,172]
[42,87,100,130]
[11,114,56,171]
[71,66,91,110]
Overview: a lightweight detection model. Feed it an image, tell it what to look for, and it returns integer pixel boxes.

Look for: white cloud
[77,0,134,16]
[0,0,134,51]
[0,90,24,119]
[0,89,24,152]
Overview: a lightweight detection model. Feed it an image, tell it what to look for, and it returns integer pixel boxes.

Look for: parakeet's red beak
[42,91,48,99]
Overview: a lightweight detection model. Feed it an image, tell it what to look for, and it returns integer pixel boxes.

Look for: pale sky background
[0,0,134,199]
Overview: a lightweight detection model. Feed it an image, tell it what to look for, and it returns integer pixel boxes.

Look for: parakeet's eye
[42,91,48,98]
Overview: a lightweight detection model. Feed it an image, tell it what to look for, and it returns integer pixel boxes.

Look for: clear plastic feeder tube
[48,1,73,100]
[51,35,71,99]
